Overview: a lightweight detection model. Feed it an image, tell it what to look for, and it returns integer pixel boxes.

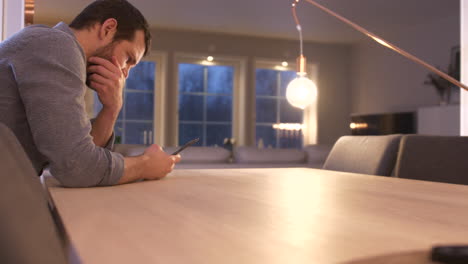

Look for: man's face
[90,30,146,78]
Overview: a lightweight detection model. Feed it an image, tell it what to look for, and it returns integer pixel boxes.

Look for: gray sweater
[0,22,124,187]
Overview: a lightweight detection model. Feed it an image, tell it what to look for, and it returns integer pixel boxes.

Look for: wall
[351,15,460,116]
[1,0,24,40]
[152,28,352,145]
[461,0,468,135]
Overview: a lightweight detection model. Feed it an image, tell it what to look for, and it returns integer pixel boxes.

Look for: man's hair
[70,0,151,56]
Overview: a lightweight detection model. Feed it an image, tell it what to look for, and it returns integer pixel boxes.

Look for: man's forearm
[91,107,119,147]
[117,156,147,184]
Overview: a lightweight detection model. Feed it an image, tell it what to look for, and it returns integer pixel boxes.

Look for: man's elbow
[48,148,123,188]
[50,165,106,188]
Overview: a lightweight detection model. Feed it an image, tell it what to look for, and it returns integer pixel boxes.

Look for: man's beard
[86,41,117,88]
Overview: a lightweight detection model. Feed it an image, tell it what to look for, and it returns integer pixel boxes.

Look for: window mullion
[276,72,281,148]
[203,67,208,146]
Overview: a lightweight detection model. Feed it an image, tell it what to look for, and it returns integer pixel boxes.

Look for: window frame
[0,0,4,41]
[173,53,247,147]
[88,51,167,145]
[254,59,319,146]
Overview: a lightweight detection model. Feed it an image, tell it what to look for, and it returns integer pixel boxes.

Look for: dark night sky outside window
[178,63,233,146]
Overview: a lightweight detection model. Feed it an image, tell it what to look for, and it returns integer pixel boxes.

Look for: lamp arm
[291,2,304,56]
[302,0,468,92]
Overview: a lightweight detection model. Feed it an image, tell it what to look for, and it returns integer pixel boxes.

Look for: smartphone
[431,245,468,263]
[171,138,199,155]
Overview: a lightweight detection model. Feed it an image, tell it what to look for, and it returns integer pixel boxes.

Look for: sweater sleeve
[13,28,124,187]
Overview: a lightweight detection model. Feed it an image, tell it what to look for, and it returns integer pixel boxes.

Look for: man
[0,0,180,187]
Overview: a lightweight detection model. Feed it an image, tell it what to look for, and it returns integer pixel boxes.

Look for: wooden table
[47,168,468,264]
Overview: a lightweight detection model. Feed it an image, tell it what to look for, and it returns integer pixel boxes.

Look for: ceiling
[34,0,459,43]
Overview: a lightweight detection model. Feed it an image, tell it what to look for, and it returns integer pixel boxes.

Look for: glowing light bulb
[286,73,317,109]
[207,56,214,62]
[282,61,289,67]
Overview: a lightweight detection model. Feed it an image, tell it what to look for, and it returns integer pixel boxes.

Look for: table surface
[47,168,468,264]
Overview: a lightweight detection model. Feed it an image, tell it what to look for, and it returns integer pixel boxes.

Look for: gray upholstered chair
[322,134,402,176]
[0,123,75,263]
[394,135,468,185]
[303,144,333,168]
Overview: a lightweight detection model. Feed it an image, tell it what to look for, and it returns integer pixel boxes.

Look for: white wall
[461,0,468,135]
[0,0,3,40]
[351,15,460,116]
[152,28,352,145]
[1,0,24,41]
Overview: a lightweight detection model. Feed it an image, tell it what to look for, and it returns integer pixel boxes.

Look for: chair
[322,134,402,176]
[303,144,333,168]
[394,135,468,185]
[0,123,75,263]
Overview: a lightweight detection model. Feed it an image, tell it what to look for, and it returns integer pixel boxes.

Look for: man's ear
[98,18,118,42]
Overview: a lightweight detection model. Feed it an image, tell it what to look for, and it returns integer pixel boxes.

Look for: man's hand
[88,56,125,147]
[141,145,182,180]
[118,144,182,184]
[87,56,125,114]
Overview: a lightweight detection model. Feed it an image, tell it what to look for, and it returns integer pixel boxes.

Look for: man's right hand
[118,144,181,184]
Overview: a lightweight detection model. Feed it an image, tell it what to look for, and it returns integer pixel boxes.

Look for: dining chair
[322,134,402,176]
[0,123,74,264]
[394,135,468,185]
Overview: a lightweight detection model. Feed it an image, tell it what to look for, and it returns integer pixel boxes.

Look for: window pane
[207,65,233,94]
[206,124,231,147]
[179,94,203,121]
[207,95,232,122]
[126,61,156,91]
[279,130,303,149]
[114,121,123,144]
[280,70,297,97]
[125,122,153,145]
[280,99,303,123]
[256,98,277,123]
[256,69,277,96]
[95,92,125,120]
[179,63,204,93]
[179,123,203,146]
[125,92,154,120]
[256,125,277,148]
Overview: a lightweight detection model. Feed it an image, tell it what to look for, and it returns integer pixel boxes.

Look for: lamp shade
[286,73,317,109]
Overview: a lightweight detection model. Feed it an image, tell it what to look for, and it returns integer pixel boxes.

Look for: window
[117,61,156,144]
[255,68,303,148]
[178,63,234,146]
[93,53,166,145]
[254,59,318,148]
[94,61,155,144]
